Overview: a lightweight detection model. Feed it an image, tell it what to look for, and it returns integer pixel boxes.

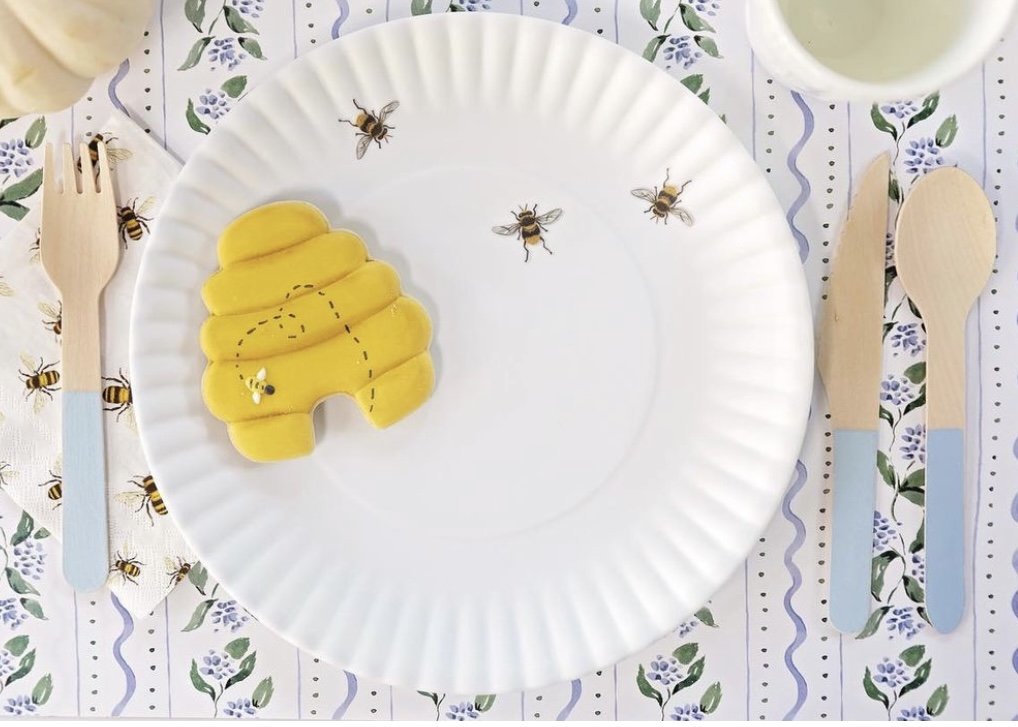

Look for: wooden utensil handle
[61,299,102,391]
[925,315,966,430]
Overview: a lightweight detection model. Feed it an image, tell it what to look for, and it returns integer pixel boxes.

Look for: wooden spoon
[894,167,995,633]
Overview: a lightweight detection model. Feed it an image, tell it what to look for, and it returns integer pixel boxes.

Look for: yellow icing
[201,201,435,462]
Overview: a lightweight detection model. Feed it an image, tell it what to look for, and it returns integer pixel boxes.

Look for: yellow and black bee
[78,133,133,174]
[0,461,13,489]
[102,369,133,419]
[40,468,62,508]
[116,475,167,525]
[165,557,193,588]
[117,197,155,248]
[632,169,694,226]
[39,301,61,337]
[492,204,564,262]
[19,354,60,413]
[339,99,398,159]
[110,551,143,585]
[241,367,275,405]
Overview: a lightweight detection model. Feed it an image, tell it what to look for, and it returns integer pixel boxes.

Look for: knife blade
[817,152,890,634]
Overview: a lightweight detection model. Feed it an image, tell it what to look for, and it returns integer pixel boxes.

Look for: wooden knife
[817,153,890,634]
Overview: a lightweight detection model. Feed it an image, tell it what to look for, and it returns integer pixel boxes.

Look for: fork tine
[95,142,113,197]
[79,143,96,193]
[61,144,78,194]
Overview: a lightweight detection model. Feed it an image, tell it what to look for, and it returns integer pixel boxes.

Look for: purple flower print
[880,375,915,407]
[663,36,702,70]
[900,424,926,465]
[670,703,705,721]
[904,138,943,176]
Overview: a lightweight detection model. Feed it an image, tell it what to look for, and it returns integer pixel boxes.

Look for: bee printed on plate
[39,300,61,338]
[110,551,143,586]
[165,557,193,588]
[102,369,135,428]
[118,197,155,248]
[116,474,166,526]
[40,466,62,508]
[492,204,564,262]
[19,354,60,413]
[78,133,132,175]
[632,169,694,226]
[242,367,276,405]
[339,99,399,159]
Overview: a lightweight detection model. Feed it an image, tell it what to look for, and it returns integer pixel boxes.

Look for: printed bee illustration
[492,204,564,262]
[116,475,166,525]
[102,369,135,427]
[40,467,62,508]
[39,301,61,337]
[0,276,12,297]
[165,557,193,588]
[110,551,143,585]
[339,99,398,159]
[19,354,60,414]
[243,367,275,405]
[117,197,154,248]
[78,133,133,174]
[632,169,694,226]
[28,230,40,264]
[0,462,14,489]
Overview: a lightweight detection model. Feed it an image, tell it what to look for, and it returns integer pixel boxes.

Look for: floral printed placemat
[0,0,1015,719]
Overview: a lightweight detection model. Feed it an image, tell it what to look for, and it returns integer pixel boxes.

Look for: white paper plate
[131,12,812,693]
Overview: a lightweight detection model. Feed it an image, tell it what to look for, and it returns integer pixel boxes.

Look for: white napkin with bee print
[0,111,196,618]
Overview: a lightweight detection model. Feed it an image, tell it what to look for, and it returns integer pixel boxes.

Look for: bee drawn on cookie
[19,354,60,413]
[118,196,154,248]
[632,169,694,226]
[338,99,398,159]
[39,301,61,338]
[243,367,276,405]
[492,204,564,262]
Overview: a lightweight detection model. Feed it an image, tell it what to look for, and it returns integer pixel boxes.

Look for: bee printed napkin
[0,111,195,618]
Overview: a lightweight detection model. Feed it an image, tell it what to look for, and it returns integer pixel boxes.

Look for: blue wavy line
[110,594,137,717]
[107,59,130,117]
[556,679,582,720]
[331,0,350,39]
[781,460,808,719]
[332,670,358,719]
[785,92,814,262]
[561,0,578,24]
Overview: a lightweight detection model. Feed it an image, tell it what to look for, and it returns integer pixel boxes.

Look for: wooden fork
[40,142,120,591]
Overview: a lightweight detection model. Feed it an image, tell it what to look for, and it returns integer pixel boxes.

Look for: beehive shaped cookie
[200,201,434,462]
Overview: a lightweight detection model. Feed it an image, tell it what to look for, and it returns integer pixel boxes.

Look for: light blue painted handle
[830,429,877,633]
[62,391,109,591]
[926,427,965,633]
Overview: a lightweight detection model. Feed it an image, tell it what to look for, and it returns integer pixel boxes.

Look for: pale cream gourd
[0,0,155,118]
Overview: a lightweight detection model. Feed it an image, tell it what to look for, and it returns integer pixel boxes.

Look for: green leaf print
[5,649,35,686]
[935,114,958,147]
[693,607,716,627]
[871,550,899,600]
[898,659,931,698]
[903,575,925,603]
[188,561,209,594]
[238,37,265,60]
[640,0,662,30]
[900,487,925,507]
[889,175,902,203]
[673,642,699,665]
[856,605,891,639]
[221,75,248,99]
[876,451,896,487]
[0,118,16,131]
[3,635,29,657]
[23,118,46,149]
[926,685,948,716]
[899,644,926,667]
[671,656,704,693]
[183,597,217,631]
[905,92,940,129]
[903,361,926,384]
[410,0,434,14]
[0,201,29,220]
[224,6,258,34]
[185,0,208,32]
[680,74,704,94]
[870,104,899,141]
[225,652,257,690]
[474,694,496,712]
[1,169,43,202]
[19,598,44,620]
[909,520,925,554]
[698,88,711,104]
[699,682,722,714]
[879,406,895,428]
[190,659,217,701]
[5,567,39,596]
[863,667,889,708]
[31,674,52,705]
[693,35,721,58]
[179,37,213,71]
[902,385,926,417]
[33,529,50,540]
[679,4,715,32]
[224,637,250,659]
[636,664,664,706]
[642,34,669,62]
[252,676,274,708]
[11,512,34,546]
[186,99,211,136]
